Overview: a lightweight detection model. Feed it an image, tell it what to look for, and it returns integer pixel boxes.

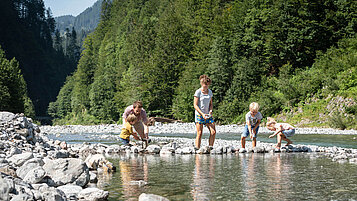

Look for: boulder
[38,186,67,201]
[138,193,170,201]
[85,154,106,170]
[0,112,15,123]
[57,184,83,200]
[43,158,89,187]
[0,175,10,201]
[23,167,46,184]
[77,187,109,201]
[16,158,44,179]
[146,145,161,154]
[8,152,34,167]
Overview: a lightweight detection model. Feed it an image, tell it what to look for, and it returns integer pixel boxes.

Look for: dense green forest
[0,0,77,117]
[0,46,35,117]
[49,0,357,129]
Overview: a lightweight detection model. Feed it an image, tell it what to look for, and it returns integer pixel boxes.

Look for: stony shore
[39,122,357,164]
[1,112,357,201]
[40,122,357,135]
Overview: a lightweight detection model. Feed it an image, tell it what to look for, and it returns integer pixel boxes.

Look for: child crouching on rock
[267,117,295,149]
[119,114,140,146]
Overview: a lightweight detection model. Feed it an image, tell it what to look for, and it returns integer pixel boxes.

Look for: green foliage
[0,0,77,115]
[49,0,357,127]
[328,111,354,130]
[0,46,35,117]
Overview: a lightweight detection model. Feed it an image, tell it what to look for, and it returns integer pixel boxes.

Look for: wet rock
[146,145,161,154]
[38,186,67,201]
[138,193,169,201]
[77,187,109,201]
[211,146,223,154]
[57,184,83,200]
[85,154,106,170]
[253,146,265,153]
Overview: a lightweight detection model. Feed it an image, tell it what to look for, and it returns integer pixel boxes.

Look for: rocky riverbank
[39,121,357,164]
[40,122,357,135]
[0,112,114,201]
[1,112,357,201]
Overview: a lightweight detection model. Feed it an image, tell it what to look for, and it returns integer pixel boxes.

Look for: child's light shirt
[120,122,133,140]
[245,111,263,127]
[194,88,213,116]
[275,123,294,130]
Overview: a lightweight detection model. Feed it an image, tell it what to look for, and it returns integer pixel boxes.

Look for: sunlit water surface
[47,132,357,200]
[100,153,357,201]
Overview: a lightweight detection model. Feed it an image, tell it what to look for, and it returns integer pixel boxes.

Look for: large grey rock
[57,184,83,200]
[105,145,120,154]
[38,186,67,201]
[43,158,89,187]
[9,193,34,201]
[139,193,169,201]
[85,154,106,170]
[146,145,161,154]
[181,147,194,154]
[211,146,223,154]
[160,146,175,155]
[8,152,34,167]
[16,158,44,179]
[0,112,15,123]
[23,167,46,184]
[78,187,109,201]
[0,175,10,201]
[47,150,69,159]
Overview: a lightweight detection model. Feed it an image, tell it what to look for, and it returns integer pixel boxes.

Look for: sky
[43,0,98,17]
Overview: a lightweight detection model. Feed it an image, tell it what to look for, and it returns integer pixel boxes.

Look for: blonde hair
[199,74,212,85]
[127,114,137,123]
[249,102,260,111]
[266,117,277,130]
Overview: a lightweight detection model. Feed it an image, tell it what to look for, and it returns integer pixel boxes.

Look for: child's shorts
[282,129,295,137]
[195,114,214,125]
[120,137,130,145]
[242,125,259,138]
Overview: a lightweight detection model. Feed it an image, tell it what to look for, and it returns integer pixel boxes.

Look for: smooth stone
[8,152,34,167]
[43,158,89,187]
[57,184,83,200]
[77,187,109,201]
[138,193,169,201]
[146,145,161,154]
[23,167,46,184]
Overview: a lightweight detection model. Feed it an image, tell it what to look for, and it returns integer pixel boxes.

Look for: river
[48,131,357,200]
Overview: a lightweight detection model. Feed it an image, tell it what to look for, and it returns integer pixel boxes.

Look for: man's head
[133,100,143,116]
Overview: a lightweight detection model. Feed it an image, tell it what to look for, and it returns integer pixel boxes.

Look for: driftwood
[148,117,183,126]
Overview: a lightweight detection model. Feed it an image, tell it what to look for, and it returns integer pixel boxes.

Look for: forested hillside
[0,0,77,116]
[55,0,102,34]
[0,47,34,117]
[49,0,357,128]
[55,0,103,47]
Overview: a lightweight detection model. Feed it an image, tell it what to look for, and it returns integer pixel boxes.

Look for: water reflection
[118,154,149,200]
[105,153,357,200]
[191,155,215,200]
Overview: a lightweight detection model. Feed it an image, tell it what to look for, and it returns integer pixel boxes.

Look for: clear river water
[48,132,357,200]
